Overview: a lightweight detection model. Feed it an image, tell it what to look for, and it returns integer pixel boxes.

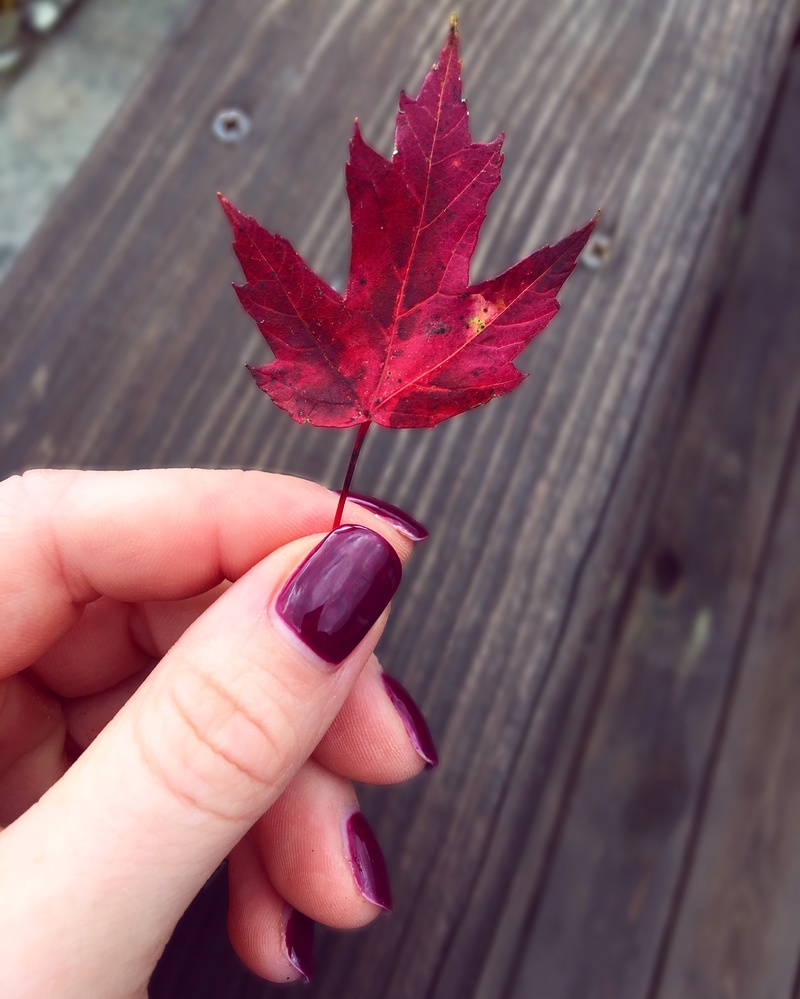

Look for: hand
[0,468,436,997]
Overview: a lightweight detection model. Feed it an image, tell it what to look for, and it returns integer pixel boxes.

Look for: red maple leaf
[221,20,596,525]
[220,20,595,434]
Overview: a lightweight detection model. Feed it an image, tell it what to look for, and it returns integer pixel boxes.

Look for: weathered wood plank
[657,438,800,999]
[507,42,800,999]
[652,51,800,999]
[0,0,797,996]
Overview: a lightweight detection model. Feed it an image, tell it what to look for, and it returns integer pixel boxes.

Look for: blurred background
[1,0,193,281]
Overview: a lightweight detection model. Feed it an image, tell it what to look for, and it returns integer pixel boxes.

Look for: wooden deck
[2,1,800,995]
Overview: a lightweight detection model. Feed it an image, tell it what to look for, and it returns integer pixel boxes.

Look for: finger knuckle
[136,663,302,823]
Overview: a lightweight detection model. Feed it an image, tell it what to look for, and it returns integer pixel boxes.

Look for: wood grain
[0,0,798,996]
[507,44,800,999]
[657,437,800,999]
[651,51,800,999]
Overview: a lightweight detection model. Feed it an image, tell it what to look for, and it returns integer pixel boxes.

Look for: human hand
[0,468,436,997]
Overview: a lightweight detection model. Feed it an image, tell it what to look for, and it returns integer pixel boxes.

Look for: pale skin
[0,468,426,998]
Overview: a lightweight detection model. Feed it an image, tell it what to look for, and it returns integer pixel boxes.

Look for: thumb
[0,525,404,999]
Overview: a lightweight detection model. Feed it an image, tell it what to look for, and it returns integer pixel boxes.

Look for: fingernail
[348,493,429,542]
[276,525,402,665]
[381,674,439,770]
[345,811,393,912]
[283,906,315,983]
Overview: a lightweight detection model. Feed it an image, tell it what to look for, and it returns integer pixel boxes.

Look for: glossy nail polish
[276,525,402,665]
[283,907,315,983]
[348,493,429,542]
[345,811,393,912]
[382,674,439,770]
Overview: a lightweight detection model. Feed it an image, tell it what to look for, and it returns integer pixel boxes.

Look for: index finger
[0,468,411,677]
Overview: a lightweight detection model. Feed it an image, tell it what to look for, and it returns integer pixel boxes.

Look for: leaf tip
[449,12,459,38]
[217,192,240,224]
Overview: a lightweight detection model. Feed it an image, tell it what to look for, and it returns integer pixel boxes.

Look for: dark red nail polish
[276,525,402,665]
[346,811,393,912]
[283,907,315,983]
[348,493,429,542]
[382,674,439,770]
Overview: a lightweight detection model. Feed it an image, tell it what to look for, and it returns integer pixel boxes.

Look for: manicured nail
[345,811,393,912]
[283,906,315,983]
[348,493,429,542]
[382,674,438,770]
[276,525,402,665]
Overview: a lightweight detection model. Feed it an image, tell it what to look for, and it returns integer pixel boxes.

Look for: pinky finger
[227,835,315,984]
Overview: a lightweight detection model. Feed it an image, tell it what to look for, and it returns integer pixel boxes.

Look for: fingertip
[228,838,314,984]
[345,493,429,543]
[314,658,437,784]
[381,673,438,771]
[255,762,389,930]
[271,525,402,667]
[344,809,393,913]
[282,906,316,983]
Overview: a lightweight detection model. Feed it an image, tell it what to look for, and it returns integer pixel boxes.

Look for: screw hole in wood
[212,108,251,143]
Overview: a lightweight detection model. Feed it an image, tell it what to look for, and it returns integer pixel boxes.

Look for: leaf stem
[332,420,371,530]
